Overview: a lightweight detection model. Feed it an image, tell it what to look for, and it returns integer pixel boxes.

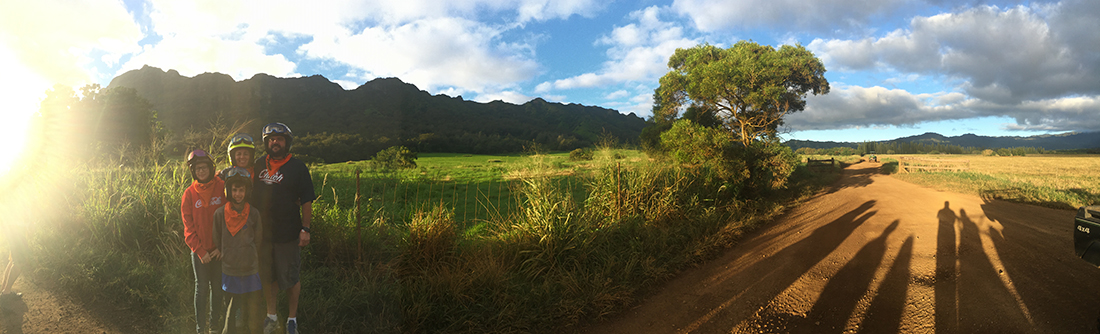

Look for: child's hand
[200,252,212,264]
[209,249,222,261]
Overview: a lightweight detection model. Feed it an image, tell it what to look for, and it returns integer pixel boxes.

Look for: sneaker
[263,317,277,334]
[285,319,297,334]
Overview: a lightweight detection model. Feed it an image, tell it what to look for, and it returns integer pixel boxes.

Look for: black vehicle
[1074,205,1100,266]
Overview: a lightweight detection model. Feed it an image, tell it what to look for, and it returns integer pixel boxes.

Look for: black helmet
[262,122,293,155]
[186,149,215,182]
[223,167,252,204]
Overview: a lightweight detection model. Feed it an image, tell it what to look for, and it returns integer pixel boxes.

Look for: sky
[1,0,1098,172]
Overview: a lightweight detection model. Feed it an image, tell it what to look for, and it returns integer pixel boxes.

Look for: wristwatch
[301,226,311,233]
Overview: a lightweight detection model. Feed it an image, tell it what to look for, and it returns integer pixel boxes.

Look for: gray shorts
[258,242,274,285]
[271,241,301,290]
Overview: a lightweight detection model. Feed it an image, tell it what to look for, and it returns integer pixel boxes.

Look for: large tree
[654,41,829,146]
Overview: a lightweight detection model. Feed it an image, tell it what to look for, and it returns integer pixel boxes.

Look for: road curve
[577,161,1100,333]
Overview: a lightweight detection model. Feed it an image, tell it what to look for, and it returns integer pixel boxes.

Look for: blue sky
[1,0,1098,170]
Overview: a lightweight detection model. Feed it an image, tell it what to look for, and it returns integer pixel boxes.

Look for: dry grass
[886,154,1100,209]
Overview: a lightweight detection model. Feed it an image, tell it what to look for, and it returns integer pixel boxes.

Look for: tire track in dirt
[577,161,1100,333]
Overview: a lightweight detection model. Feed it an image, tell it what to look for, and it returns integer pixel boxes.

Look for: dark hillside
[107,66,646,161]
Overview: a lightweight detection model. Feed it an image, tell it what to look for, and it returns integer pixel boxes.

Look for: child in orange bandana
[213,167,263,334]
[180,149,226,334]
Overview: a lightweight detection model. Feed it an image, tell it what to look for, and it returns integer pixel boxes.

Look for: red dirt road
[579,161,1100,333]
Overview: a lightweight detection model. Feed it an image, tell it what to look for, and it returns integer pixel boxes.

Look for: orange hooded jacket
[180,177,226,259]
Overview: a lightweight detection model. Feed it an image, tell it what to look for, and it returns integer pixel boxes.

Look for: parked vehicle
[1074,205,1100,266]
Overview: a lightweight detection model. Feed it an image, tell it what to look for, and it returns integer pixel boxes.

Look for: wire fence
[323,173,587,226]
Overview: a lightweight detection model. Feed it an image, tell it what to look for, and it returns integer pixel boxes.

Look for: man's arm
[299,201,312,247]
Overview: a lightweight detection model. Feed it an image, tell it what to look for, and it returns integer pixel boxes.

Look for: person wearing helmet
[181,149,226,334]
[252,122,315,334]
[213,167,264,334]
[218,133,256,180]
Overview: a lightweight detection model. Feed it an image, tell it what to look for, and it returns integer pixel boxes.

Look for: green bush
[660,120,749,196]
[371,146,418,170]
[569,148,594,161]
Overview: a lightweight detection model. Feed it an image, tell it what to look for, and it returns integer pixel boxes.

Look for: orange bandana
[192,180,218,205]
[225,203,250,236]
[266,154,293,178]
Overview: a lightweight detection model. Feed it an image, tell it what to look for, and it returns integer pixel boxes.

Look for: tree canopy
[654,41,829,146]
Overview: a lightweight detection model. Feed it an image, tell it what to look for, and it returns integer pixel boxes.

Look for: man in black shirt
[252,122,315,334]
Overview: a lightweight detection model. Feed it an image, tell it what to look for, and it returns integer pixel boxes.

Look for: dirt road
[0,280,112,334]
[580,161,1100,333]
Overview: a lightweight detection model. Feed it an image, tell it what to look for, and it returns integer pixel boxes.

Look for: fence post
[616,162,622,221]
[355,169,362,261]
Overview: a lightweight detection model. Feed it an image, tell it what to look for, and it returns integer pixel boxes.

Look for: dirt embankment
[579,161,1100,333]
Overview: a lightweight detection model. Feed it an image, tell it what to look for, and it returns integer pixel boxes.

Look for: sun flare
[0,45,50,178]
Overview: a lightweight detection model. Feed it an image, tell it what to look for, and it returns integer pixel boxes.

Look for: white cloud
[299,17,539,95]
[120,35,299,80]
[332,79,360,90]
[537,6,697,93]
[474,90,533,104]
[800,1,1100,132]
[787,84,975,131]
[605,90,629,99]
[0,0,142,86]
[788,83,1100,133]
[809,3,1100,104]
[671,0,905,32]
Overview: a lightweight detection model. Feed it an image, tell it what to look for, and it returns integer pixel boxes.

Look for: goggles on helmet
[262,123,292,139]
[225,167,252,180]
[229,133,254,149]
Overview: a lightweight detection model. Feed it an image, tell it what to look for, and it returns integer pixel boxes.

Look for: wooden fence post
[355,169,362,261]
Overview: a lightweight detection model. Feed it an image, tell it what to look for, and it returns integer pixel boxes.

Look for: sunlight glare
[0,44,49,178]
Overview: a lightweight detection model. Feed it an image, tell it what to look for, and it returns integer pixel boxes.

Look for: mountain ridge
[786,131,1100,151]
[106,65,646,160]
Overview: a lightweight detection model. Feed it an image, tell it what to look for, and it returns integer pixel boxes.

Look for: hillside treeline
[103,66,646,162]
[795,141,1048,156]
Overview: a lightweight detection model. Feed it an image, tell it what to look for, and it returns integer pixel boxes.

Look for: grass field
[23,145,840,333]
[886,154,1100,209]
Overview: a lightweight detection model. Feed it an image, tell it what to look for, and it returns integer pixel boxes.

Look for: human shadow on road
[0,298,27,334]
[794,220,900,334]
[857,235,915,334]
[956,208,1031,332]
[936,204,1034,333]
[934,201,958,333]
[980,200,1100,333]
[687,201,878,333]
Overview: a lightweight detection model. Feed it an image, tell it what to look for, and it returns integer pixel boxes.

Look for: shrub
[660,120,749,192]
[371,145,418,170]
[569,148,594,161]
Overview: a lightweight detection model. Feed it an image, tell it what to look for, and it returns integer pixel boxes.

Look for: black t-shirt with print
[252,155,317,243]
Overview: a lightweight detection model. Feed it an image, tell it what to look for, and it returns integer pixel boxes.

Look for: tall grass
[33,146,196,332]
[298,150,836,333]
[25,143,837,333]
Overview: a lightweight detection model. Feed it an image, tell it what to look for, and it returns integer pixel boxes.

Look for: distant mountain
[106,65,646,159]
[786,132,1100,151]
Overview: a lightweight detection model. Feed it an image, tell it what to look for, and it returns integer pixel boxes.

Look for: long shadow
[688,201,878,332]
[0,298,27,334]
[980,200,1100,333]
[955,208,1031,333]
[934,201,958,333]
[857,235,914,334]
[794,220,900,334]
[824,164,879,194]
